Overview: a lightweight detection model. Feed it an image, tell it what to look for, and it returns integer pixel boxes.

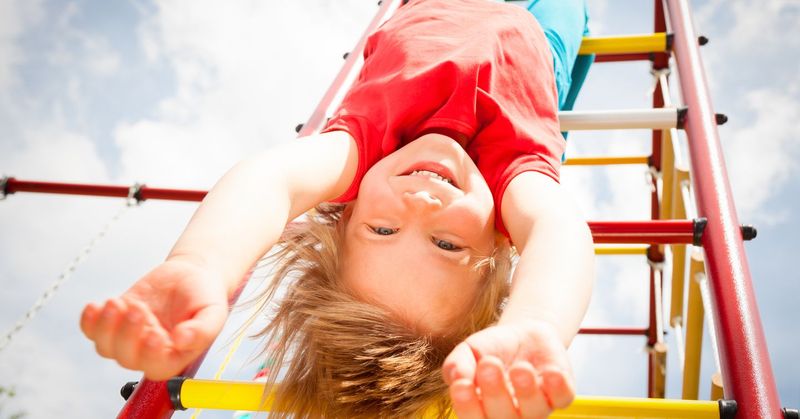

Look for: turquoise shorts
[526,0,593,111]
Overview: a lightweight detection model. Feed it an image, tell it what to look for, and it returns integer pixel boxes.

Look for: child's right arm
[80,131,358,380]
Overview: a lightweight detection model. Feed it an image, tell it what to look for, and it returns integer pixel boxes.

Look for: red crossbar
[579,327,648,336]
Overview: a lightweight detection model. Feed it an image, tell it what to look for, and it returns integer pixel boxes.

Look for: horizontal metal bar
[559,108,680,131]
[594,246,648,255]
[564,156,649,166]
[4,178,206,202]
[580,33,669,55]
[589,220,695,244]
[579,327,648,336]
[594,52,659,63]
[171,378,721,418]
[3,179,698,244]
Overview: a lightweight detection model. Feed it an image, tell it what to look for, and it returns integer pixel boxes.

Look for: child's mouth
[401,162,460,189]
[409,170,452,184]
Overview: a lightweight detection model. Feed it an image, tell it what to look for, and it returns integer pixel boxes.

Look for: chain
[0,203,131,353]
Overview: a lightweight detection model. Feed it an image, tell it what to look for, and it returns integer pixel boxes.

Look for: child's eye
[370,226,397,236]
[433,238,462,252]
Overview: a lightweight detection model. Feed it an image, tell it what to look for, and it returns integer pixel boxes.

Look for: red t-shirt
[323,0,564,236]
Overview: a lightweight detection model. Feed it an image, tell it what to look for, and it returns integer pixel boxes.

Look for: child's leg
[526,0,593,111]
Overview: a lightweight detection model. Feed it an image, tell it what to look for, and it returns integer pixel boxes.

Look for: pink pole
[665,0,781,416]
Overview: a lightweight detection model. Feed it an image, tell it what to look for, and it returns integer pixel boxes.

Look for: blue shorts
[526,0,593,111]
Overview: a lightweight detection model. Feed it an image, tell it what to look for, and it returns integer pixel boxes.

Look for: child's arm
[80,131,358,380]
[444,170,594,418]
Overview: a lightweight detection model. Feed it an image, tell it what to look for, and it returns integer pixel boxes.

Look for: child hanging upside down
[80,0,595,417]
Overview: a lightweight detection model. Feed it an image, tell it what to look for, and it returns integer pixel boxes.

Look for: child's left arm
[443,171,595,419]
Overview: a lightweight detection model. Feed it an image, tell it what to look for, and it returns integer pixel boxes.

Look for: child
[80,0,595,417]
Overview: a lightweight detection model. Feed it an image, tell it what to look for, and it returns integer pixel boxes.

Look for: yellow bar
[177,380,720,418]
[670,169,691,326]
[552,396,718,419]
[650,342,668,399]
[682,251,706,400]
[181,379,276,411]
[595,246,648,255]
[710,372,724,400]
[580,33,669,55]
[660,129,676,219]
[564,156,649,166]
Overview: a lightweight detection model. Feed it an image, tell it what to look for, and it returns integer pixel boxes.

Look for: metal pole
[665,0,781,416]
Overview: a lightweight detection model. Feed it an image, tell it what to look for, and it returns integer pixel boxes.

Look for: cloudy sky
[0,0,797,417]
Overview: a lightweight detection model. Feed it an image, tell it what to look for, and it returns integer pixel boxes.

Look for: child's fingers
[510,362,551,419]
[443,341,478,385]
[93,298,128,358]
[539,367,575,409]
[138,330,175,381]
[80,302,102,339]
[475,356,517,418]
[449,378,485,419]
[170,303,227,351]
[112,303,147,370]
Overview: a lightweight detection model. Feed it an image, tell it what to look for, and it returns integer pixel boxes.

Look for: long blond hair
[250,203,511,418]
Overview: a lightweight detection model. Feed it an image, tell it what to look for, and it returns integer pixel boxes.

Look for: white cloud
[723,87,800,224]
[693,0,800,224]
[115,1,377,186]
[0,0,43,89]
[0,124,109,181]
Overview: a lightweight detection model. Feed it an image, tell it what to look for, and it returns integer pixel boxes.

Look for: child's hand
[80,260,229,381]
[442,321,574,419]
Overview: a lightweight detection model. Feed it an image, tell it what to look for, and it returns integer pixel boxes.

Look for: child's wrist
[497,313,565,342]
[163,254,237,295]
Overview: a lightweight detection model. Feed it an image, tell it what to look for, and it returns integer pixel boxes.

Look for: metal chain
[0,203,131,353]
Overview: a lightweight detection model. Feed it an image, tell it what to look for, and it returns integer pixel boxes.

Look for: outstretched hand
[80,260,229,381]
[443,322,575,419]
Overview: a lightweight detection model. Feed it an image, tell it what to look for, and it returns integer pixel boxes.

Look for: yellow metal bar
[710,372,724,400]
[176,379,720,418]
[682,251,706,400]
[660,130,676,219]
[180,379,276,412]
[564,156,649,166]
[594,246,648,255]
[670,169,691,327]
[579,33,669,55]
[552,396,718,419]
[651,342,668,399]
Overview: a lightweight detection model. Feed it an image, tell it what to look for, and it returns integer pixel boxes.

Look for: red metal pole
[4,178,206,202]
[588,220,695,244]
[579,327,649,336]
[594,53,655,63]
[665,0,781,416]
[646,0,669,397]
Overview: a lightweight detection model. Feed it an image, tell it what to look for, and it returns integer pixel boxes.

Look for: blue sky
[0,0,797,417]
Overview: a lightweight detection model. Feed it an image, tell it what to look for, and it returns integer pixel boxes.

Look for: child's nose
[402,191,443,212]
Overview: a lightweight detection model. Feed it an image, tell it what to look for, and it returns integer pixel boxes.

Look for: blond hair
[250,203,511,418]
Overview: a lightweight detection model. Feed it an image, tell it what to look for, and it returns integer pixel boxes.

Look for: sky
[0,0,798,418]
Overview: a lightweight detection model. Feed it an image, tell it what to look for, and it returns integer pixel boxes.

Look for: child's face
[341,133,497,335]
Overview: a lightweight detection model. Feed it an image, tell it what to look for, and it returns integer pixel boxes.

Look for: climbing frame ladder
[1,0,792,417]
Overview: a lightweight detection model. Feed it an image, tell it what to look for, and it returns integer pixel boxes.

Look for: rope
[0,203,131,353]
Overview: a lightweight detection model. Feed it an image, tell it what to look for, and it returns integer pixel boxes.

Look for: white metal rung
[559,107,680,131]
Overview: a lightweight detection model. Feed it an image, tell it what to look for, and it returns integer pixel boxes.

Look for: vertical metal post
[646,0,669,397]
[664,0,782,416]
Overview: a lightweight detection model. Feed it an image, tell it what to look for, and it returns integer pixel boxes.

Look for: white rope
[0,203,130,353]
